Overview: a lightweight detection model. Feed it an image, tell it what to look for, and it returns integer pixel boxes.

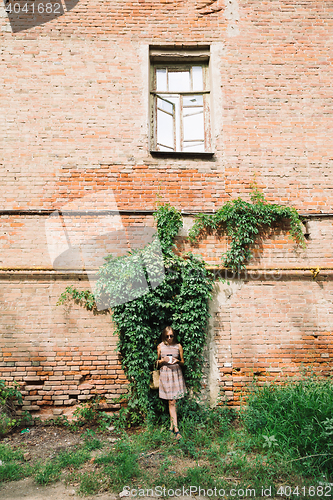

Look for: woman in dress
[157,326,186,439]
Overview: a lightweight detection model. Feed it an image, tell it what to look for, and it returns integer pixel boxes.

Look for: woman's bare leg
[168,400,181,438]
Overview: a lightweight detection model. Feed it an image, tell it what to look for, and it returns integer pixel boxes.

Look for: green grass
[0,444,34,483]
[1,375,333,498]
[34,447,92,485]
[35,461,62,485]
[242,374,333,475]
[78,471,109,495]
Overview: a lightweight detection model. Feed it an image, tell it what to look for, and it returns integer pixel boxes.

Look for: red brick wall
[213,279,333,406]
[0,279,126,417]
[1,0,333,414]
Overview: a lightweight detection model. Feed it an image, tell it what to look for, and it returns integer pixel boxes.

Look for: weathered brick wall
[211,279,333,406]
[1,0,333,414]
[0,278,126,417]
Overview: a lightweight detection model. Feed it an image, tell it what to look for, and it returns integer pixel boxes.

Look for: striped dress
[159,343,186,400]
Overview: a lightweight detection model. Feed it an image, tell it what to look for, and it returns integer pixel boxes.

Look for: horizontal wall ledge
[0,210,333,218]
[0,267,332,281]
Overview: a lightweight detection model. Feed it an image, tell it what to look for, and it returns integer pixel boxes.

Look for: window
[150,48,211,154]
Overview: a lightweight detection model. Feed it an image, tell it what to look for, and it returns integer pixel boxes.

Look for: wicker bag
[150,361,160,390]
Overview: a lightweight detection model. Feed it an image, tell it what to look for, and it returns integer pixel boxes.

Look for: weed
[0,443,24,462]
[78,471,109,495]
[0,462,32,483]
[57,448,91,469]
[178,437,199,460]
[100,406,130,433]
[0,379,23,437]
[71,396,102,429]
[35,461,61,485]
[138,425,169,449]
[0,444,33,483]
[183,466,215,488]
[84,437,104,451]
[100,440,140,488]
[262,434,278,449]
[242,374,333,474]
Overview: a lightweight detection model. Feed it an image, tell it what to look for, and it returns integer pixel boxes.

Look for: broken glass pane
[183,95,203,106]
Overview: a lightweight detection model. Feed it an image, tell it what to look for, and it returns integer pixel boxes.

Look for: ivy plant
[58,189,305,423]
[188,187,305,270]
[58,204,213,424]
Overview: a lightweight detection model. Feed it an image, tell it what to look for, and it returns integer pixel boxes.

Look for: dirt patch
[0,476,117,500]
[1,423,118,463]
[2,424,84,462]
[0,423,121,499]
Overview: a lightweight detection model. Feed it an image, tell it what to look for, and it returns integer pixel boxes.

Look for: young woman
[157,326,186,439]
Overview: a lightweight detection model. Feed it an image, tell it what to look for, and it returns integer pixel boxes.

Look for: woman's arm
[177,344,185,367]
[157,343,165,367]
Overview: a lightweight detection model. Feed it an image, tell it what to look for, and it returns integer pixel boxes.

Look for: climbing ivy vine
[58,189,305,423]
[189,187,305,270]
[58,204,213,424]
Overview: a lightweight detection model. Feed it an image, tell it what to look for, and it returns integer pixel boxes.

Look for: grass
[0,375,332,498]
[242,374,333,476]
[0,443,34,482]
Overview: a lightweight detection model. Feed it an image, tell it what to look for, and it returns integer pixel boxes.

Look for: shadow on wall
[3,0,80,33]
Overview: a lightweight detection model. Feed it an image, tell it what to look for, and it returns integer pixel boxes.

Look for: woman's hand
[162,356,178,365]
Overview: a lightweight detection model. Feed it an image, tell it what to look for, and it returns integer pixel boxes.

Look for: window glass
[192,66,203,91]
[157,109,174,150]
[183,142,205,152]
[168,70,191,92]
[156,96,175,150]
[156,69,167,92]
[183,109,204,142]
[183,95,203,106]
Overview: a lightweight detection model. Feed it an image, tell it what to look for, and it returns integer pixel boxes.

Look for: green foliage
[78,471,108,495]
[0,379,23,437]
[189,186,305,269]
[154,202,183,254]
[0,443,33,483]
[57,448,91,469]
[35,462,62,485]
[177,396,236,435]
[97,440,140,488]
[0,380,23,407]
[83,430,104,451]
[35,446,91,485]
[242,375,333,475]
[72,396,102,427]
[262,434,278,449]
[58,204,213,425]
[58,286,96,311]
[0,444,24,463]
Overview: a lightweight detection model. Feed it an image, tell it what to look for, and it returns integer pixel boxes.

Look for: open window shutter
[156,95,175,151]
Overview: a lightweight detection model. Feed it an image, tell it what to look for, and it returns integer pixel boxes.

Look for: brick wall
[0,278,126,417]
[212,279,333,406]
[1,0,333,414]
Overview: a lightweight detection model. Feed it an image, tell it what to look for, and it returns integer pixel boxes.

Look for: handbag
[150,361,160,390]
